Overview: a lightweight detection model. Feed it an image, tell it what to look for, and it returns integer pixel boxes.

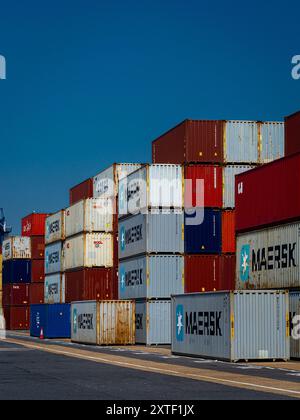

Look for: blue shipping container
[30,304,71,339]
[2,260,31,284]
[185,208,221,254]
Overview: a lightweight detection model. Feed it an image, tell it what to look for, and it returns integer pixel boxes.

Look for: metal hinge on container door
[214,168,217,190]
[231,314,235,339]
[286,311,290,338]
[213,215,216,237]
[223,122,227,162]
[214,124,218,156]
[257,122,262,163]
[146,257,150,287]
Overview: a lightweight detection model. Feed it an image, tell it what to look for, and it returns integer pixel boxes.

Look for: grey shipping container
[172,291,290,362]
[290,291,300,359]
[119,255,184,300]
[135,300,171,345]
[119,212,184,260]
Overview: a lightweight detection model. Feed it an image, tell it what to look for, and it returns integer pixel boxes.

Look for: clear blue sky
[0,0,299,233]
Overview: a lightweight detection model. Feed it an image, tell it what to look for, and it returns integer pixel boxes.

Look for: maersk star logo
[240,245,250,282]
[120,267,126,291]
[176,305,184,342]
[120,227,126,251]
[73,309,78,335]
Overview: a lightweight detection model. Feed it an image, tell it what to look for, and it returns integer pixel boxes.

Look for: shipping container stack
[152,119,285,294]
[235,112,300,359]
[118,164,185,345]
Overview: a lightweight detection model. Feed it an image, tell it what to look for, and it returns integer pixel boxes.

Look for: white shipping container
[93,163,142,199]
[223,165,255,208]
[45,211,65,244]
[290,292,300,359]
[44,274,65,304]
[236,222,300,290]
[135,300,171,345]
[65,198,114,238]
[119,164,183,217]
[224,121,259,164]
[45,242,63,275]
[2,237,31,261]
[260,122,285,164]
[63,233,113,271]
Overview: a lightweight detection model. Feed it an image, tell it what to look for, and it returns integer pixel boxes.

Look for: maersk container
[2,260,31,284]
[65,198,114,238]
[93,163,142,199]
[172,291,290,362]
[135,300,171,345]
[185,208,221,254]
[45,242,63,275]
[45,211,65,244]
[290,291,300,359]
[71,300,135,345]
[260,122,284,164]
[119,255,184,300]
[224,121,259,164]
[118,212,184,260]
[236,222,300,290]
[30,304,71,339]
[223,165,255,209]
[119,165,183,218]
[64,233,113,270]
[44,274,65,304]
[2,237,31,261]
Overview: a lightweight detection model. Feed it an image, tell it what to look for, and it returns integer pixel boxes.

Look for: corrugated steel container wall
[22,214,49,237]
[3,306,30,330]
[290,292,300,359]
[184,255,236,293]
[236,222,300,290]
[119,256,184,300]
[93,163,142,199]
[65,198,114,238]
[285,112,300,157]
[235,154,300,233]
[135,300,171,345]
[45,274,65,304]
[65,268,117,303]
[223,165,255,209]
[31,259,45,283]
[71,301,97,344]
[29,283,44,305]
[3,284,30,306]
[45,211,65,244]
[222,210,236,254]
[2,237,31,261]
[69,178,93,206]
[260,122,284,164]
[171,291,289,361]
[152,120,224,164]
[31,236,45,260]
[63,233,114,271]
[185,208,221,254]
[45,242,63,275]
[30,304,71,338]
[224,121,259,164]
[2,260,31,284]
[119,212,184,260]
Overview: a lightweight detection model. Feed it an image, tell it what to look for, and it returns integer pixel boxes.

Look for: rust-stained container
[22,213,49,237]
[69,178,93,205]
[3,284,30,306]
[29,283,44,305]
[65,268,117,303]
[222,210,235,253]
[3,306,30,330]
[71,300,135,345]
[184,255,236,293]
[152,120,224,164]
[31,260,45,283]
[31,236,45,260]
[285,111,300,157]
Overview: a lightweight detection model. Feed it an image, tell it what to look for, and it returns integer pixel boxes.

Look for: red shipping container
[31,260,45,283]
[185,165,222,208]
[3,306,30,330]
[152,120,224,164]
[31,236,45,260]
[235,153,300,233]
[69,178,93,205]
[222,210,235,253]
[3,284,30,306]
[185,255,236,293]
[29,283,44,305]
[22,213,49,237]
[65,268,117,303]
[285,111,300,157]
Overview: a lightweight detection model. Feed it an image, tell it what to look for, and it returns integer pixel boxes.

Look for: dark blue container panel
[2,260,31,284]
[185,208,222,254]
[30,304,71,338]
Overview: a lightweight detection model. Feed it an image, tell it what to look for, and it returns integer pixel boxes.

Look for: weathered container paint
[223,165,255,209]
[30,304,71,338]
[71,300,135,345]
[30,236,45,260]
[45,242,63,275]
[3,306,30,330]
[65,198,114,238]
[29,283,44,305]
[69,178,93,205]
[44,274,65,304]
[64,233,113,270]
[2,237,31,261]
[290,291,300,359]
[224,121,259,164]
[285,111,300,157]
[260,122,284,164]
[119,212,184,260]
[119,256,184,300]
[45,211,65,244]
[2,260,31,284]
[172,291,290,362]
[31,259,45,283]
[3,284,30,306]
[22,213,49,237]
[222,210,235,254]
[119,165,183,217]
[135,300,171,345]
[236,222,300,290]
[93,163,142,199]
